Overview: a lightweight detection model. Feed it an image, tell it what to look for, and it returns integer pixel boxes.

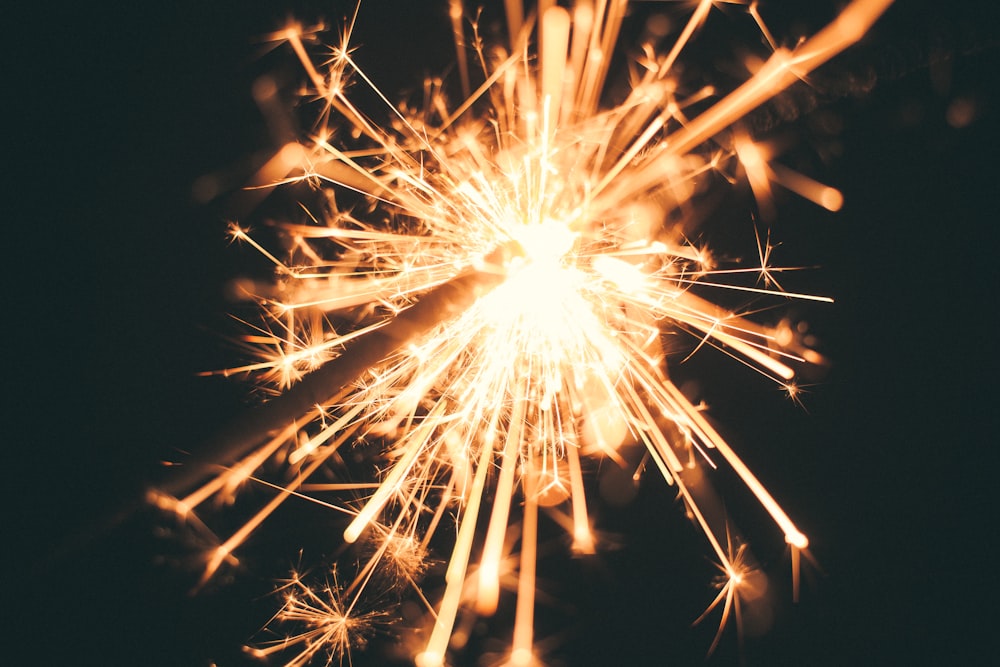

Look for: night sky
[21,1,999,665]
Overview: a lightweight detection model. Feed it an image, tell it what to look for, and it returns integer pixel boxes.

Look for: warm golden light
[163,1,894,664]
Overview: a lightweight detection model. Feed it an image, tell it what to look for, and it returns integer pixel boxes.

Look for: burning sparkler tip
[168,0,896,662]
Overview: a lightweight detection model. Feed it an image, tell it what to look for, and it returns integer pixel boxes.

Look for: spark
[248,567,386,667]
[161,1,894,664]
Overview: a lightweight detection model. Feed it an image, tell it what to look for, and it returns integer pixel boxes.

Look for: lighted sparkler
[155,1,893,664]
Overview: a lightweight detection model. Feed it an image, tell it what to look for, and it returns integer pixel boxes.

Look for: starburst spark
[247,567,388,667]
[155,1,893,664]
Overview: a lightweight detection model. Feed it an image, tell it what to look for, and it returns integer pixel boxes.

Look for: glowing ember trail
[154,1,893,664]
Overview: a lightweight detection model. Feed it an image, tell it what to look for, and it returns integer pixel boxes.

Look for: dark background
[16,1,997,665]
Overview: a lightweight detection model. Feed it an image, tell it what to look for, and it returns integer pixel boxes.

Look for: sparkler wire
[162,259,508,495]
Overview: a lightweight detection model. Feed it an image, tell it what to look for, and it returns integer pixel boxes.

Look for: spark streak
[161,1,893,664]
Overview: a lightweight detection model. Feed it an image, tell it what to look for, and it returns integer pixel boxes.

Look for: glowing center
[480,218,585,336]
[510,217,578,266]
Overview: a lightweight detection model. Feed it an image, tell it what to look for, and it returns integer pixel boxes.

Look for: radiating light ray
[162,1,894,664]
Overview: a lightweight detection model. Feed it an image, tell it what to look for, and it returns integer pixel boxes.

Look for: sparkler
[155,1,893,664]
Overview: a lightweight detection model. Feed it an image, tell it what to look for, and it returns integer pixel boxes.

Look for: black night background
[14,1,998,665]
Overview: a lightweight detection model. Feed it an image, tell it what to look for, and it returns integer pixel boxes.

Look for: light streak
[159,1,894,664]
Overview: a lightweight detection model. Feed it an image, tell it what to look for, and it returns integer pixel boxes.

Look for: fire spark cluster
[154,1,892,665]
